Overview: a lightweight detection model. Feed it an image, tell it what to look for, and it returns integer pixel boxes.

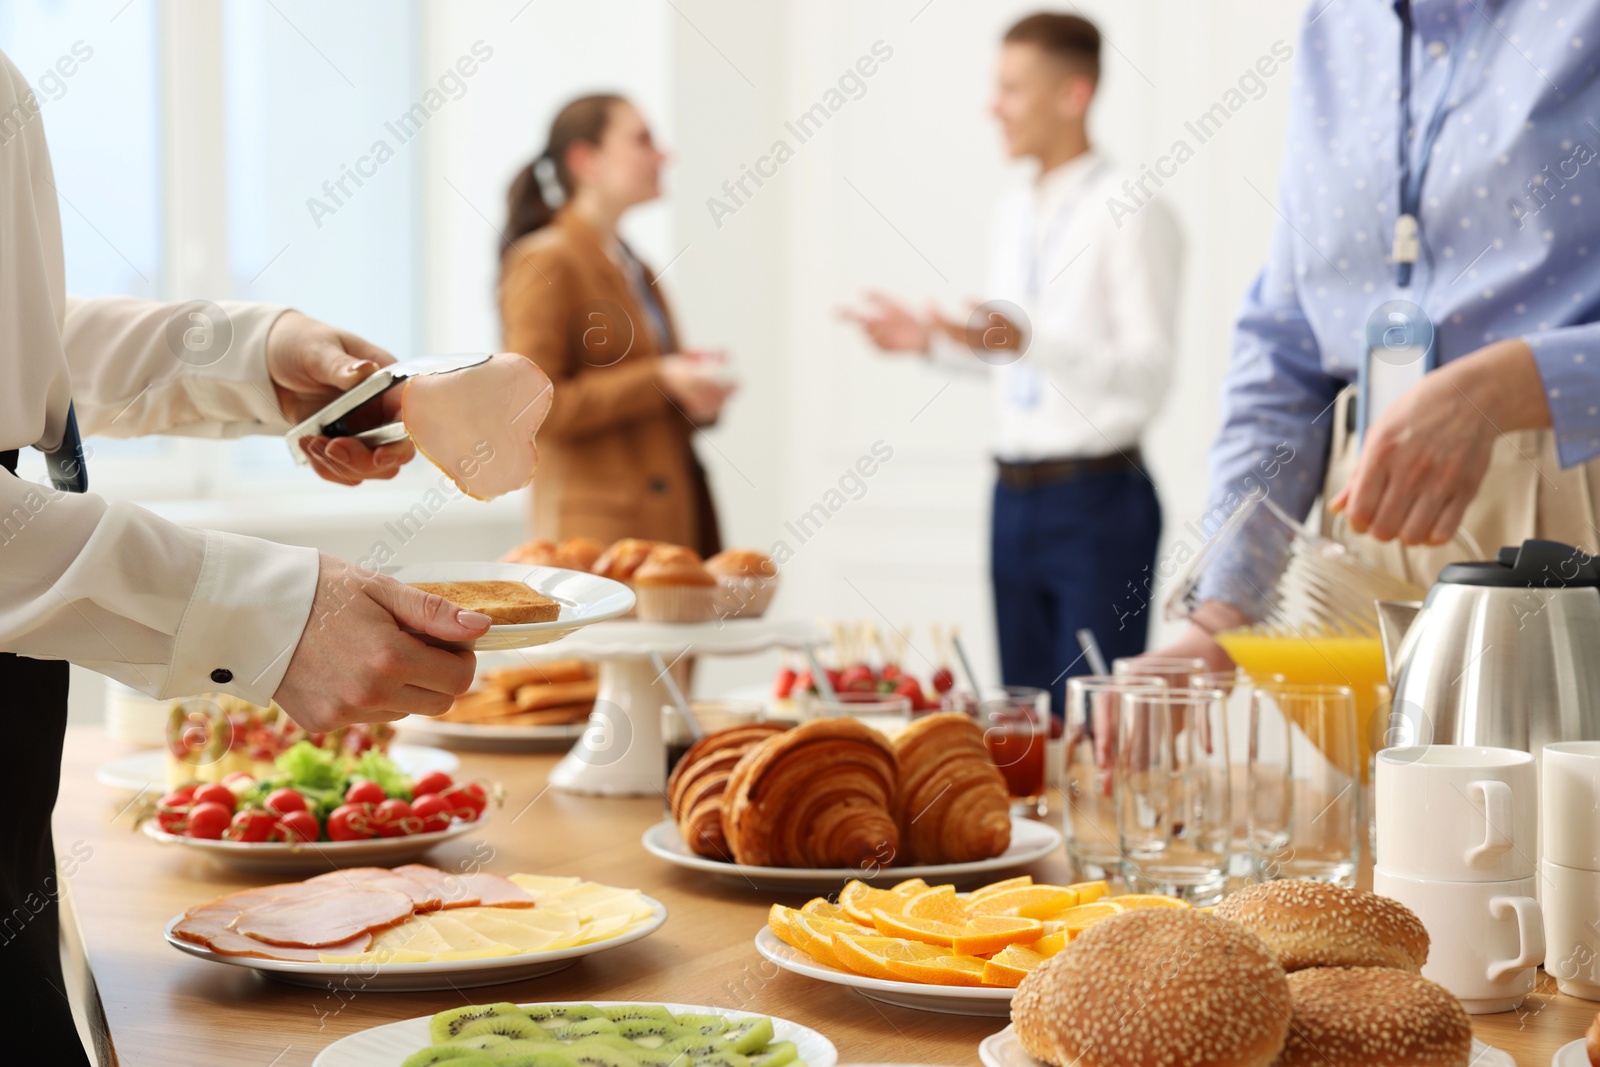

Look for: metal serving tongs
[283,352,493,463]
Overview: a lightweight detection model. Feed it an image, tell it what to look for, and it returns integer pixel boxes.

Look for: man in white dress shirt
[844,13,1182,714]
[0,50,489,1052]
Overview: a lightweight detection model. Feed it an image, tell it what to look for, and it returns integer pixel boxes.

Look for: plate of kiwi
[311,1001,837,1067]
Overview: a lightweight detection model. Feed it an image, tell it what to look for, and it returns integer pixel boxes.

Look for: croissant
[892,712,1011,864]
[722,719,900,869]
[667,723,789,859]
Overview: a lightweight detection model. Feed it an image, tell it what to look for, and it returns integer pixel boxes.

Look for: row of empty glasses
[1064,657,1361,904]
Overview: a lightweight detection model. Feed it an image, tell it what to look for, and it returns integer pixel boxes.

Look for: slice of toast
[409,580,561,624]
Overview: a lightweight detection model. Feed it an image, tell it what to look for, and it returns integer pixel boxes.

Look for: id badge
[1357,299,1436,443]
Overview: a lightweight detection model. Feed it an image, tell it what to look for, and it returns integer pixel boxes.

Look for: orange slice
[890,878,930,893]
[870,907,963,946]
[768,905,808,953]
[789,913,869,968]
[1065,880,1110,904]
[981,943,1048,986]
[966,885,1078,919]
[1109,893,1190,909]
[967,875,1034,899]
[1032,931,1068,957]
[830,932,946,981]
[883,953,989,987]
[839,880,915,925]
[800,898,863,925]
[1048,900,1126,936]
[905,885,968,924]
[951,915,1045,956]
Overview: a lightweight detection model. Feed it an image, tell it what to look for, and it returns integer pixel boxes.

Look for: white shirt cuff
[166,530,318,703]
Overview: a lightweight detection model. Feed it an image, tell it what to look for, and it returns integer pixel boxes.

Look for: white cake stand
[477,618,822,796]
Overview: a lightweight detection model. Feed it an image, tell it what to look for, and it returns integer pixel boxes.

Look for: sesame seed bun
[1011,909,1290,1067]
[1276,967,1471,1067]
[1212,881,1429,973]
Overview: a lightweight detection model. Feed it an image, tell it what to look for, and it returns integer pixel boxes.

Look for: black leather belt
[996,449,1144,490]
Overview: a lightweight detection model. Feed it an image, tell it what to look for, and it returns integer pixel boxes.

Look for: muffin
[555,536,604,572]
[591,538,658,581]
[632,545,716,623]
[706,549,779,619]
[499,538,559,566]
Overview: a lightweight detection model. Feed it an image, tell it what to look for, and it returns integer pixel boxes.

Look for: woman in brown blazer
[499,94,732,556]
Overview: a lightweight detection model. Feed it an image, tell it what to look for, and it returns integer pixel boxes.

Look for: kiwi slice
[497,1053,585,1067]
[527,1004,604,1028]
[720,1018,774,1055]
[432,1005,532,1044]
[746,1042,797,1067]
[628,1048,693,1067]
[601,1005,675,1025]
[612,1019,685,1048]
[545,1017,621,1042]
[682,1053,749,1067]
[662,1038,748,1067]
[458,1015,549,1041]
[671,1015,729,1039]
[562,1044,641,1067]
[401,1046,494,1067]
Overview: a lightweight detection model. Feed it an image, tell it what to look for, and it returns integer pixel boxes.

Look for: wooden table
[56,726,1595,1066]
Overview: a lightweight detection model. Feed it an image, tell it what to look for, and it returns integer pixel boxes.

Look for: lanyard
[1390,0,1482,288]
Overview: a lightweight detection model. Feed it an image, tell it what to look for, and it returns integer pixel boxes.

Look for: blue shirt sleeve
[1525,323,1600,468]
[1196,212,1344,618]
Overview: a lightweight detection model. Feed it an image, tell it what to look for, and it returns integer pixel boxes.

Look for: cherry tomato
[185,801,232,840]
[170,784,199,803]
[191,783,236,813]
[411,793,451,833]
[275,810,319,844]
[327,803,376,841]
[221,772,255,794]
[155,793,191,834]
[264,788,308,816]
[227,809,275,843]
[438,783,487,820]
[373,798,414,838]
[344,780,386,806]
[931,667,955,694]
[410,771,453,798]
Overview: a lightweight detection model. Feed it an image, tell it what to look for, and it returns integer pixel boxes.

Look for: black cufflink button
[210,668,233,684]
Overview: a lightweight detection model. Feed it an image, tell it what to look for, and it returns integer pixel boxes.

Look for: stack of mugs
[1542,741,1600,999]
[1373,745,1544,1014]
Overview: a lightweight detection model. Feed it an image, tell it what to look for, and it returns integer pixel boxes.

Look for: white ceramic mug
[1375,745,1536,881]
[1543,742,1600,871]
[1373,866,1544,1014]
[1540,857,1600,1001]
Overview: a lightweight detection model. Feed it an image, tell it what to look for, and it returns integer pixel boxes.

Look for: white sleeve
[0,479,318,703]
[1024,201,1184,419]
[63,295,294,439]
[926,331,992,374]
[0,47,318,703]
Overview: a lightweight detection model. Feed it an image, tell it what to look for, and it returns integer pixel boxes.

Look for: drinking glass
[1193,668,1256,875]
[1064,676,1164,880]
[799,691,913,738]
[1248,682,1361,886]
[663,700,767,779]
[978,686,1050,817]
[1113,656,1209,690]
[1117,686,1231,903]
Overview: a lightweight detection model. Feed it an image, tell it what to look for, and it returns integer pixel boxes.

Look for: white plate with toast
[167,896,667,993]
[979,1024,1515,1067]
[756,927,1012,1016]
[384,563,635,651]
[641,816,1062,892]
[312,1000,837,1067]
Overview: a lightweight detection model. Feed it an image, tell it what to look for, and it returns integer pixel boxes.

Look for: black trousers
[1,450,91,1061]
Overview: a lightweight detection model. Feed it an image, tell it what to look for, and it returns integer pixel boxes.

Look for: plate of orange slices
[755,875,1191,1016]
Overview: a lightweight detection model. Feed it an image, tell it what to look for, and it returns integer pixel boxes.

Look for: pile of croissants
[666,712,1013,868]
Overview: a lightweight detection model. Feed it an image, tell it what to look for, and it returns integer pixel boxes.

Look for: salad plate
[141,813,485,872]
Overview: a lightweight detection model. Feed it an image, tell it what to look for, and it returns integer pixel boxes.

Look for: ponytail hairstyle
[503,93,626,254]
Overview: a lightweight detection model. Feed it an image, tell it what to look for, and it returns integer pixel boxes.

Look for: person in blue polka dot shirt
[1166,0,1600,654]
